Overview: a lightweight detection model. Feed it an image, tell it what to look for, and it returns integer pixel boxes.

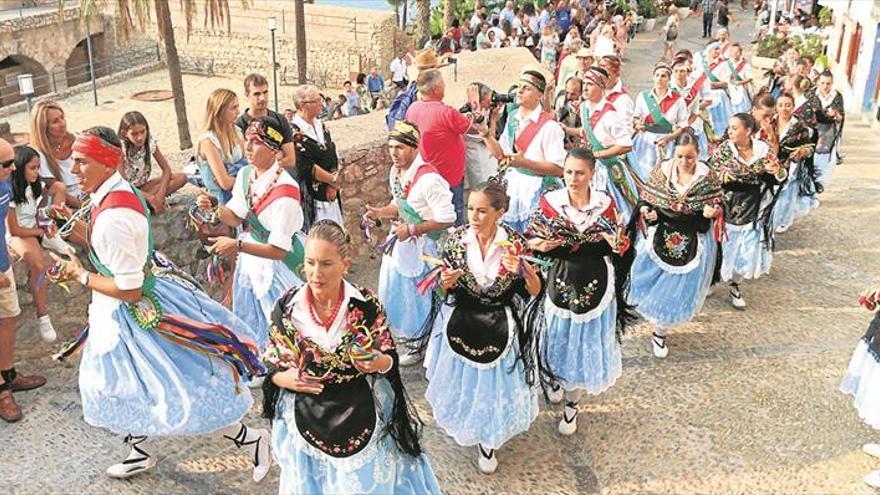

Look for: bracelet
[237,239,243,253]
[79,271,90,286]
[379,355,394,374]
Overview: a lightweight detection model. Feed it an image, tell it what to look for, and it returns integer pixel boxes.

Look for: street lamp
[268,16,279,113]
[17,73,34,115]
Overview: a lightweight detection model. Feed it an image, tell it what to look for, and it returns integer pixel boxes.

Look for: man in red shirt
[404,69,481,225]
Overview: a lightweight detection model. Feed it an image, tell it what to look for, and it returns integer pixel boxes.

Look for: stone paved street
[3,6,880,494]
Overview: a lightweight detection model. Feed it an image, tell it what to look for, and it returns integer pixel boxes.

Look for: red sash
[252,184,301,216]
[606,90,628,104]
[514,111,555,153]
[403,163,440,198]
[90,190,146,226]
[644,91,682,125]
[589,102,615,128]
[684,75,707,105]
[734,59,747,74]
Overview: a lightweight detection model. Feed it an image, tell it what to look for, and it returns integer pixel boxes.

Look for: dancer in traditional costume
[693,41,733,139]
[598,55,635,123]
[840,284,880,489]
[578,67,638,222]
[526,148,633,435]
[811,71,845,188]
[670,57,712,160]
[196,118,305,348]
[629,62,689,182]
[291,84,344,231]
[628,132,724,357]
[371,121,456,365]
[55,127,270,481]
[262,221,442,495]
[420,181,543,474]
[483,70,566,233]
[790,75,822,219]
[770,93,814,233]
[726,43,754,114]
[709,113,786,309]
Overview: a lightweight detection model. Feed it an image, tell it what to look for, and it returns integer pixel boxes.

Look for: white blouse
[227,162,304,251]
[498,105,567,167]
[462,226,508,288]
[389,156,456,224]
[544,187,611,232]
[286,280,366,351]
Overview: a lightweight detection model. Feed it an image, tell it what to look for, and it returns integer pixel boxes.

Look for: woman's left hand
[353,352,393,374]
[208,236,239,258]
[702,204,722,219]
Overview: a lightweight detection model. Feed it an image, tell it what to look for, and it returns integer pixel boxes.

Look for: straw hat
[415,48,448,71]
[576,48,595,59]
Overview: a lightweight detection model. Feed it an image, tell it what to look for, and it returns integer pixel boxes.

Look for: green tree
[69,0,250,150]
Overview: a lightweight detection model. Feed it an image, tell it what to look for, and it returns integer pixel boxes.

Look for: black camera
[491,92,515,105]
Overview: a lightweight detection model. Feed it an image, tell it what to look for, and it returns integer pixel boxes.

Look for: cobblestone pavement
[3,6,880,494]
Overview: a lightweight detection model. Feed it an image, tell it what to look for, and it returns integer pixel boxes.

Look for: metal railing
[0,44,161,108]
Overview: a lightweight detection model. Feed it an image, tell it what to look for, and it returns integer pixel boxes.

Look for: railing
[180,0,374,41]
[0,0,76,18]
[0,44,161,107]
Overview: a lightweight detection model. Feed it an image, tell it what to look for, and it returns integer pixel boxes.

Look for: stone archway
[65,33,107,88]
[0,54,49,108]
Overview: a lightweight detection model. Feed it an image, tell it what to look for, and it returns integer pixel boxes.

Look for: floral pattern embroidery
[263,287,394,384]
[554,278,599,312]
[302,427,373,457]
[442,225,529,304]
[448,337,502,358]
[663,231,690,260]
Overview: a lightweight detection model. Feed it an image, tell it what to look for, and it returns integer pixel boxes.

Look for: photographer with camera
[405,69,488,226]
[459,83,501,188]
[482,69,566,233]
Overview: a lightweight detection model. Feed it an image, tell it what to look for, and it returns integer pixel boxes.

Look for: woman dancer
[526,148,633,434]
[811,71,845,189]
[262,220,441,494]
[790,75,822,218]
[770,93,814,234]
[55,127,269,481]
[629,62,689,182]
[420,181,542,474]
[710,113,786,309]
[670,57,712,161]
[840,284,880,489]
[628,132,723,357]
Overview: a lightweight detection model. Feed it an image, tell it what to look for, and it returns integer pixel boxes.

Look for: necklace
[246,164,284,207]
[306,283,346,330]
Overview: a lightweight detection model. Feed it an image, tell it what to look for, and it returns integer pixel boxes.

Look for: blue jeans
[451,183,465,227]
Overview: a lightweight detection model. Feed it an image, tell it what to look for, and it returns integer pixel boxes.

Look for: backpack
[386,81,419,131]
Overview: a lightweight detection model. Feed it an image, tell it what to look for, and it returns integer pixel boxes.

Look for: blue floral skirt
[378,237,438,339]
[272,379,442,494]
[629,229,717,326]
[720,223,772,281]
[773,168,799,230]
[79,276,258,436]
[707,93,733,137]
[424,304,538,449]
[629,131,674,183]
[233,256,302,349]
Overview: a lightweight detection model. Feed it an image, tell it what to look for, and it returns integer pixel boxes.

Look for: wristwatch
[79,271,90,286]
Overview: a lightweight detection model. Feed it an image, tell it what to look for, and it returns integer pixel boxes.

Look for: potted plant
[818,6,832,28]
[638,0,659,31]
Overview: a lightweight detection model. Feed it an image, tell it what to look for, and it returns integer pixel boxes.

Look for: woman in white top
[198,89,247,204]
[28,100,88,248]
[5,146,71,343]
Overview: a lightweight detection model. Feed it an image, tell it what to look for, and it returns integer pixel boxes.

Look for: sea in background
[318,0,442,13]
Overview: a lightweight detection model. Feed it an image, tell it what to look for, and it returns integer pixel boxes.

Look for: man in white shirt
[390,49,409,89]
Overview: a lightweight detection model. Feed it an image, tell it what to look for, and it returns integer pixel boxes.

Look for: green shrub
[818,6,832,27]
[638,0,659,18]
[755,33,786,58]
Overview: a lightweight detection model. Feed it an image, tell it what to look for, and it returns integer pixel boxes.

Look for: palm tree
[294,0,307,84]
[444,0,456,31]
[416,0,431,48]
[69,0,249,150]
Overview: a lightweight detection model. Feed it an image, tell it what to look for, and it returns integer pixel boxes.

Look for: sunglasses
[0,158,14,168]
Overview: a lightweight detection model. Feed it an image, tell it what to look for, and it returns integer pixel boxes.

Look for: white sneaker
[477,445,497,474]
[863,443,880,459]
[729,283,746,310]
[41,235,73,256]
[37,315,57,343]
[250,428,272,483]
[651,333,668,359]
[398,349,421,367]
[547,383,564,404]
[865,470,880,489]
[247,376,265,389]
[106,435,156,479]
[558,403,578,436]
